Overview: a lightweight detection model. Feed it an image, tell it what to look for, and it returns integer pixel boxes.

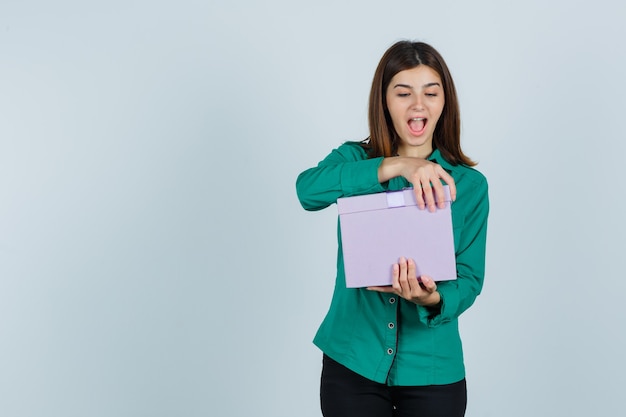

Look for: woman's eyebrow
[393,82,442,89]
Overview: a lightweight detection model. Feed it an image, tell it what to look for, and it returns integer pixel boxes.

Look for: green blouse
[296,142,489,386]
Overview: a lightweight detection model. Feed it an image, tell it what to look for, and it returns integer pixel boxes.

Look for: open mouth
[408,117,427,135]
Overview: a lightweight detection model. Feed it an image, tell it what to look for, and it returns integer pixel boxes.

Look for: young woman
[296,41,489,417]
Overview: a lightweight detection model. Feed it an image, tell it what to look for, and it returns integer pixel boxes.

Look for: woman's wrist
[377,157,400,184]
[418,290,441,307]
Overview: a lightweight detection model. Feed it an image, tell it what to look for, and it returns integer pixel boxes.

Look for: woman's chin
[399,134,432,149]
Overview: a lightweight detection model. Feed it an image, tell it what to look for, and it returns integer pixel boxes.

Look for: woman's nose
[411,96,424,111]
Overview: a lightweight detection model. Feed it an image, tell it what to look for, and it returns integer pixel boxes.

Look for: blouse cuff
[339,157,386,196]
[417,283,459,327]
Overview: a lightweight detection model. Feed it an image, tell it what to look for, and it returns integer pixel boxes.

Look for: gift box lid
[337,187,451,215]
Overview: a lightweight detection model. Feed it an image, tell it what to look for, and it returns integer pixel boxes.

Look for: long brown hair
[365,41,475,166]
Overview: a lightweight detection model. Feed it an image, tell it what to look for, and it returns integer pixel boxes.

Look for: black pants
[320,355,467,417]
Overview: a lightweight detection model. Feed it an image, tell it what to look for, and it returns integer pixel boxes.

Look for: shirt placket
[383,295,399,374]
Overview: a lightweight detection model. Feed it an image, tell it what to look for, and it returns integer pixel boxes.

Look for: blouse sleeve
[296,143,386,211]
[417,174,489,326]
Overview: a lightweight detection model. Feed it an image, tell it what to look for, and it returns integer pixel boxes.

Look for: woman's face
[385,65,445,158]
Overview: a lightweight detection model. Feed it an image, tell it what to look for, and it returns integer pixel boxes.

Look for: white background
[1,1,625,416]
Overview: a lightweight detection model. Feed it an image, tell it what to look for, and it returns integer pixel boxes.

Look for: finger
[430,178,446,209]
[413,185,426,210]
[397,257,409,292]
[367,286,394,293]
[420,182,436,213]
[406,258,420,293]
[407,258,417,285]
[438,169,457,202]
[419,275,437,292]
[392,262,402,292]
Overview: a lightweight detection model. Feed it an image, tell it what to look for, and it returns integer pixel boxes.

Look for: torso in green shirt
[296,141,489,386]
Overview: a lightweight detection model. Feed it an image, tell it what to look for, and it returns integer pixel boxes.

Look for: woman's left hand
[368,257,441,307]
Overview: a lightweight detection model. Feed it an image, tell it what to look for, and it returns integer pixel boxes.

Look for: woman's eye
[426,93,438,97]
[397,93,410,97]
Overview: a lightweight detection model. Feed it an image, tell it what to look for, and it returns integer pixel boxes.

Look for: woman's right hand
[378,156,456,212]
